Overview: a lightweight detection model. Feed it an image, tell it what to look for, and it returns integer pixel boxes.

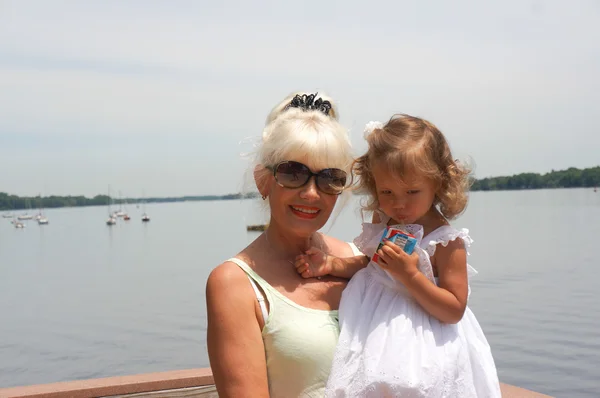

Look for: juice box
[372,227,417,263]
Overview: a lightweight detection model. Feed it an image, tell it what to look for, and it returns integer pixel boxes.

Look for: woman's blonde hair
[255,92,353,184]
[353,114,472,220]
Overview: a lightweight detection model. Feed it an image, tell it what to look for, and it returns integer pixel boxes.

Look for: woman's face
[264,156,343,237]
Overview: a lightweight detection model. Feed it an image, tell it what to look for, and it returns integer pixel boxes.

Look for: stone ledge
[0,368,552,397]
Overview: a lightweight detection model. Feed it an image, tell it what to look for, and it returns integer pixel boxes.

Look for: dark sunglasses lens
[275,162,311,188]
[317,169,347,194]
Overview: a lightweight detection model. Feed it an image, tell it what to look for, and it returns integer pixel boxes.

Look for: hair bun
[363,121,384,138]
[284,93,333,117]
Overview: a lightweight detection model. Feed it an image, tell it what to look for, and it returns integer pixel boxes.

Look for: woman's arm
[206,262,270,397]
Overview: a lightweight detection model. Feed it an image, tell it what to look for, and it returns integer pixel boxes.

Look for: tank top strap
[347,241,363,256]
[226,257,275,305]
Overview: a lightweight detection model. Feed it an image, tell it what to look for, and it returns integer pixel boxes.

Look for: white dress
[325,215,501,397]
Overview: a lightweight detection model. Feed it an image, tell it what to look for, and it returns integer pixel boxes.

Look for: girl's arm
[377,239,469,324]
[206,262,270,397]
[330,211,379,278]
[295,249,369,279]
[296,212,381,279]
[330,254,370,279]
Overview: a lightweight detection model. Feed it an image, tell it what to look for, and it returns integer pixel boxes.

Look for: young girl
[296,115,501,397]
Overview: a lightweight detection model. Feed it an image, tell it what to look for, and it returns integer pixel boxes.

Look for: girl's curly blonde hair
[353,114,473,220]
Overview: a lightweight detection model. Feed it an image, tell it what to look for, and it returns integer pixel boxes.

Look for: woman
[206,92,361,397]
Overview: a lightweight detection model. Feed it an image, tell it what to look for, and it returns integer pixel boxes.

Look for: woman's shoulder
[205,257,261,327]
[207,257,253,295]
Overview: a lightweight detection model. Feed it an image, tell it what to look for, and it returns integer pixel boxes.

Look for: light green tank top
[228,246,359,398]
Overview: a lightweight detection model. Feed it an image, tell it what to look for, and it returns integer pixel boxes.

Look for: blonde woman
[206,92,362,397]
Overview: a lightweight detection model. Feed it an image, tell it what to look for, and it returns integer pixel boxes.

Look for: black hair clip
[285,93,332,116]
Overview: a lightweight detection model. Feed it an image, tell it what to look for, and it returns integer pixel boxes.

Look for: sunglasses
[267,161,348,195]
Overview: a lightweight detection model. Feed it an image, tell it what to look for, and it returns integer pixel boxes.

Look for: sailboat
[16,198,33,220]
[115,191,127,218]
[17,198,34,220]
[120,192,131,220]
[35,194,48,224]
[106,186,117,226]
[34,197,42,221]
[13,217,25,228]
[141,191,150,222]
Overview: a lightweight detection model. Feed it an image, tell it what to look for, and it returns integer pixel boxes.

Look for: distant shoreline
[1,166,598,211]
[470,166,599,192]
[0,192,261,212]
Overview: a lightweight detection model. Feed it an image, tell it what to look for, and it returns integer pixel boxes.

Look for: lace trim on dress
[425,227,478,278]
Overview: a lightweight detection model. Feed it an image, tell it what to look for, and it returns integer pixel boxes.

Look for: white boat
[141,190,150,222]
[14,221,25,228]
[121,196,130,220]
[18,199,34,220]
[35,195,48,224]
[2,213,14,218]
[115,191,128,217]
[106,185,117,226]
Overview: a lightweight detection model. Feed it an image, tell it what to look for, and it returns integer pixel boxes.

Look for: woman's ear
[254,164,270,199]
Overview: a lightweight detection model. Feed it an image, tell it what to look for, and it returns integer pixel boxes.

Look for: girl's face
[372,161,437,225]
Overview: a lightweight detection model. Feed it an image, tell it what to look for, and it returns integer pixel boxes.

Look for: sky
[1,0,599,197]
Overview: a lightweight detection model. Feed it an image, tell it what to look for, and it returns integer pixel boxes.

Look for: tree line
[0,192,260,211]
[471,166,600,191]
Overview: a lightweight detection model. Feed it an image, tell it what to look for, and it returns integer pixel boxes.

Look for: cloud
[0,0,598,195]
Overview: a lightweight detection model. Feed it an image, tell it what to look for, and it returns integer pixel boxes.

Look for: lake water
[1,189,599,397]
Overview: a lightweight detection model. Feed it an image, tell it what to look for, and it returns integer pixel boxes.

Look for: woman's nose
[299,177,320,200]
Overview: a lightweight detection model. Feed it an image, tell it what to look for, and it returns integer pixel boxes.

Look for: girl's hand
[294,247,335,279]
[375,240,420,284]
